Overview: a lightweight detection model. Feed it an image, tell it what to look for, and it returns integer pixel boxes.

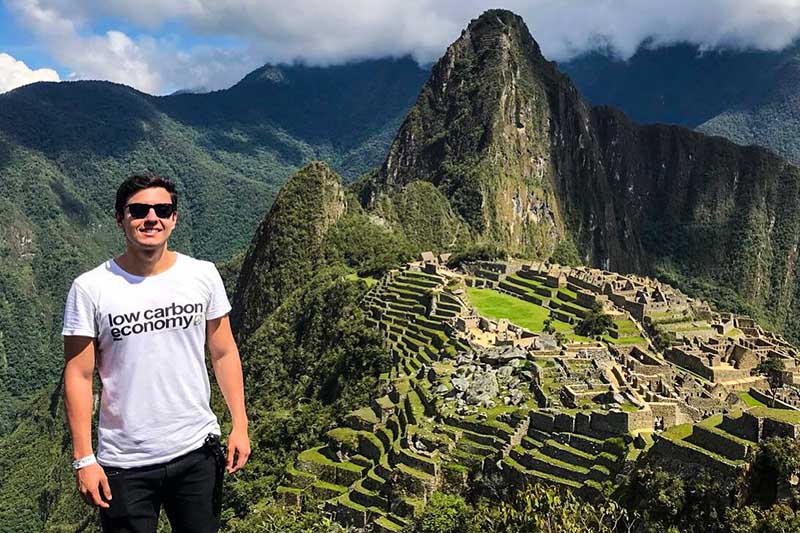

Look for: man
[62,172,250,533]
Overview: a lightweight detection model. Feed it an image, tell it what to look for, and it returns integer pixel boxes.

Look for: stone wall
[709,366,750,383]
[648,436,742,477]
[576,291,607,308]
[665,348,713,380]
[649,402,680,428]
[763,418,800,439]
[623,300,646,321]
[566,275,601,294]
[529,411,555,432]
[589,408,654,434]
[720,412,760,442]
[687,426,750,461]
[554,412,576,432]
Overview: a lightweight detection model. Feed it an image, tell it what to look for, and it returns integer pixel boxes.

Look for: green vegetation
[621,465,731,533]
[737,391,766,408]
[465,286,572,334]
[224,266,390,523]
[575,304,614,337]
[0,58,428,428]
[325,210,415,277]
[372,181,473,253]
[232,162,346,337]
[550,238,584,266]
[365,10,561,257]
[465,484,628,532]
[413,492,470,533]
[446,243,507,268]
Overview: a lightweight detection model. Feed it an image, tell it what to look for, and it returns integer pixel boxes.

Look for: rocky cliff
[365,10,567,258]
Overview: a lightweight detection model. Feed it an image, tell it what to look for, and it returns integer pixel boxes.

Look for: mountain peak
[232,161,346,338]
[465,9,541,50]
[365,9,571,256]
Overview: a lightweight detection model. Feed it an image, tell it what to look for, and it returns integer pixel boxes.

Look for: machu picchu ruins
[275,254,800,531]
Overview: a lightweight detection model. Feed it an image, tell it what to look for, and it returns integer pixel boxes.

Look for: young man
[62,173,250,533]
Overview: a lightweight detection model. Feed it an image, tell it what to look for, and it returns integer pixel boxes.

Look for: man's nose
[144,207,159,221]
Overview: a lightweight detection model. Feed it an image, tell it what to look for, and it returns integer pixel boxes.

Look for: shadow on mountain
[159,57,430,152]
[0,81,159,158]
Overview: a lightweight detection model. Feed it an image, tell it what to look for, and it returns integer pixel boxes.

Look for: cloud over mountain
[7,0,800,94]
[0,52,60,93]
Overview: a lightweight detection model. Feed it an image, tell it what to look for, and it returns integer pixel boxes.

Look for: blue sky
[2,0,799,95]
[0,4,55,71]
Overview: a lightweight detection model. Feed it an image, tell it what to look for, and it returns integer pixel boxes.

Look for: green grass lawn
[466,286,651,345]
[661,321,712,332]
[466,286,572,333]
[603,334,647,345]
[750,406,800,424]
[661,423,693,441]
[737,391,766,407]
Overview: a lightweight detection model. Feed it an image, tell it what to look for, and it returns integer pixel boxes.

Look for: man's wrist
[231,418,249,430]
[72,454,97,470]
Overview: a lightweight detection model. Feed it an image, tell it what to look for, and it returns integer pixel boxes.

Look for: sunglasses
[125,203,176,219]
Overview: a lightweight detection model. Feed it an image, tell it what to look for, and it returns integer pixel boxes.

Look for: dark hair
[115,172,178,218]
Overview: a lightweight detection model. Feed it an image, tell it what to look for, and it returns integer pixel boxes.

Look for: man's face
[116,187,177,251]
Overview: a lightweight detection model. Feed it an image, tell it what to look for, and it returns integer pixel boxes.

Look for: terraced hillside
[277,264,636,530]
[275,258,800,531]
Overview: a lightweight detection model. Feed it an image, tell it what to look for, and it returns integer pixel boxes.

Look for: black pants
[100,438,224,533]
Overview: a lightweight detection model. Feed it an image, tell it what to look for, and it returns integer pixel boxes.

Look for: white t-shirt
[62,252,231,468]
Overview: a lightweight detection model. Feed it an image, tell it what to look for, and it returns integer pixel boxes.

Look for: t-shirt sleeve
[62,281,98,337]
[206,264,232,320]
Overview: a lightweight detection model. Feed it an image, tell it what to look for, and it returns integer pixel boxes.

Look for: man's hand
[226,426,251,474]
[76,463,112,508]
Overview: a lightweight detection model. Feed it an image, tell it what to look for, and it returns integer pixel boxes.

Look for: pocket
[101,468,129,519]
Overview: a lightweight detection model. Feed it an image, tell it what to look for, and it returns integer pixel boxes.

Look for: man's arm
[207,315,250,473]
[64,335,111,507]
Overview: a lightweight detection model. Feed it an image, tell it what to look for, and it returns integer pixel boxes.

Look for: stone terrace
[277,257,800,530]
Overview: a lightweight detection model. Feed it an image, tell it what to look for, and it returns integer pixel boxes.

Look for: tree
[549,238,583,267]
[757,354,786,407]
[468,483,630,533]
[575,304,613,337]
[414,492,471,533]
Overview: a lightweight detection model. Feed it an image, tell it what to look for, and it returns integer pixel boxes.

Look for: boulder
[466,371,499,405]
[452,376,469,392]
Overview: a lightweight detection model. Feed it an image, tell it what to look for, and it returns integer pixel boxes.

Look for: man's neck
[116,246,177,277]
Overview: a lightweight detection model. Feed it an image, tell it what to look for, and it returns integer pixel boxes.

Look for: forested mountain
[561,40,800,164]
[0,57,429,427]
[365,10,800,343]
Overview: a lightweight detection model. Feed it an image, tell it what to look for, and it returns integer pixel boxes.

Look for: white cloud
[7,0,261,94]
[0,52,60,93]
[7,0,800,94]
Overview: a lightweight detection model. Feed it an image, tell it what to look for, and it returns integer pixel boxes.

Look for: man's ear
[115,212,123,228]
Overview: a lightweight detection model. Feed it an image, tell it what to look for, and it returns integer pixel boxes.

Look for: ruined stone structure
[277,259,800,531]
